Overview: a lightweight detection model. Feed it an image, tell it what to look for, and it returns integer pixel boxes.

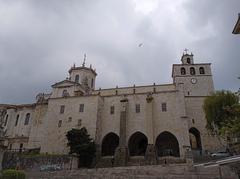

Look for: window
[24,113,30,125]
[161,103,167,112]
[15,114,19,126]
[60,105,65,114]
[180,67,186,75]
[75,75,79,83]
[190,67,195,75]
[199,67,205,74]
[187,58,191,64]
[77,119,82,126]
[58,120,62,127]
[79,104,84,112]
[62,90,69,97]
[4,115,8,126]
[19,143,23,153]
[110,106,115,114]
[91,78,94,88]
[136,104,140,113]
[9,144,12,150]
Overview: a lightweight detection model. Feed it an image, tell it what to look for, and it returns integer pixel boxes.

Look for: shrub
[1,169,25,179]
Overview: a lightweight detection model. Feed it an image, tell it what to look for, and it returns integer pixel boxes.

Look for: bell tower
[68,54,97,91]
[172,51,214,96]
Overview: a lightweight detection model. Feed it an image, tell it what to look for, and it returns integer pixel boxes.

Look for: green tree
[203,90,240,137]
[66,127,96,168]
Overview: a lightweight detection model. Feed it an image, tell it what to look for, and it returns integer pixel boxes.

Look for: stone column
[114,97,129,166]
[145,93,157,165]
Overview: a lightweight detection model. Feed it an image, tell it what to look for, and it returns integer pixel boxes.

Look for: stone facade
[0,53,224,166]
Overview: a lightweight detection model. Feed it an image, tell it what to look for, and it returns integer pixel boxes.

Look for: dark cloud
[0,0,239,104]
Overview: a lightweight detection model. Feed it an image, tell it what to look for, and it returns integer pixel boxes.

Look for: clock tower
[172,52,214,96]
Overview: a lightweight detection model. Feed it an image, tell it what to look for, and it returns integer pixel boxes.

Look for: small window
[60,105,65,114]
[180,67,186,75]
[62,89,69,97]
[91,78,94,88]
[136,104,140,113]
[161,103,167,112]
[24,113,30,125]
[110,106,115,114]
[199,67,205,74]
[4,114,8,126]
[77,119,82,126]
[187,58,191,64]
[190,67,195,75]
[9,144,12,150]
[68,117,72,122]
[19,143,23,152]
[79,104,84,112]
[75,75,80,83]
[15,114,19,126]
[58,120,62,127]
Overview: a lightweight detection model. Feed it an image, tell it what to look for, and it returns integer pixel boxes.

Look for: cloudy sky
[0,0,239,104]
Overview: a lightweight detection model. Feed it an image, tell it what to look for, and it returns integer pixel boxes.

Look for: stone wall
[2,152,78,171]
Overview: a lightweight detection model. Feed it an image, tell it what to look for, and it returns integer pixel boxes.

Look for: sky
[0,0,239,104]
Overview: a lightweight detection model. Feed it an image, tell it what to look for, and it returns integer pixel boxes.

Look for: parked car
[211,151,230,157]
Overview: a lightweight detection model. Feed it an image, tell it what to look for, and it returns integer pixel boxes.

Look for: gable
[51,80,79,88]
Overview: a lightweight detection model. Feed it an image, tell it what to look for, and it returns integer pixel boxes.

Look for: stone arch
[101,132,119,156]
[128,132,148,156]
[155,131,180,157]
[189,127,202,150]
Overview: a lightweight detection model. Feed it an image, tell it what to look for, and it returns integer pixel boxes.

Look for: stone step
[26,164,238,179]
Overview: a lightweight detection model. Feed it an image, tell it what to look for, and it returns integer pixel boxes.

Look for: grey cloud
[0,0,239,104]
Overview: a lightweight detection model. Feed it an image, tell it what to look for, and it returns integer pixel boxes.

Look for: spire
[82,53,86,67]
[183,48,189,55]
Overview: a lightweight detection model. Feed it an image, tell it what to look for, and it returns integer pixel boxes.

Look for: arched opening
[101,132,119,156]
[155,131,180,157]
[199,67,205,74]
[187,58,191,64]
[180,67,186,75]
[128,132,148,156]
[189,128,202,150]
[190,67,195,75]
[75,75,80,83]
[24,113,30,125]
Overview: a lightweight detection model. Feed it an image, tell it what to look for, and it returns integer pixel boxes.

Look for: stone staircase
[26,164,239,179]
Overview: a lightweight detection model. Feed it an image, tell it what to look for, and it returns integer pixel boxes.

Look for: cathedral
[0,52,223,165]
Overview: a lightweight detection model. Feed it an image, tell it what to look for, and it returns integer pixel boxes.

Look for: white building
[0,52,223,165]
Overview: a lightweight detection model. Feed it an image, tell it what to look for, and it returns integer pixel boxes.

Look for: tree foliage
[203,90,240,137]
[66,127,96,168]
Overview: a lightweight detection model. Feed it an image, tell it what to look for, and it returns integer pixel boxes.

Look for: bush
[1,169,25,179]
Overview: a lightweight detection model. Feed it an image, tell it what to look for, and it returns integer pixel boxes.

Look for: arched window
[75,75,79,83]
[91,78,94,88]
[15,114,19,126]
[199,67,205,74]
[24,113,30,125]
[180,67,186,75]
[190,67,195,75]
[187,58,191,64]
[62,89,68,97]
[4,114,8,126]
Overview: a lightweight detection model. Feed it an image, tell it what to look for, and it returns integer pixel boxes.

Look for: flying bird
[138,43,143,47]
